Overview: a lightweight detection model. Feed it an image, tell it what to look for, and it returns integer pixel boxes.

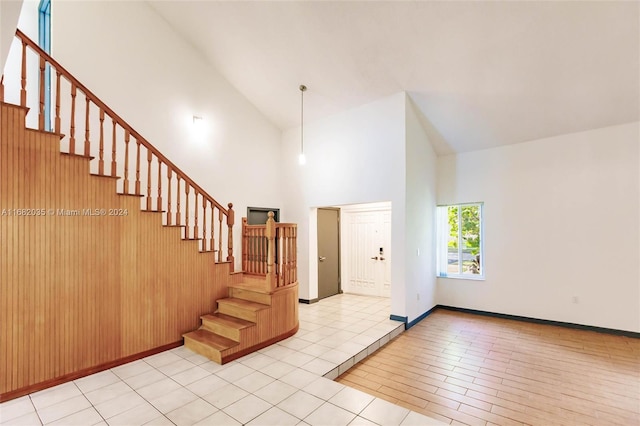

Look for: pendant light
[298,84,307,165]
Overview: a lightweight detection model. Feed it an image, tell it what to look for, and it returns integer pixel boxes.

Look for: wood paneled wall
[0,103,230,399]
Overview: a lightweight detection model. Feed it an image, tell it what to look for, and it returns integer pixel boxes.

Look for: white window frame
[436,202,484,280]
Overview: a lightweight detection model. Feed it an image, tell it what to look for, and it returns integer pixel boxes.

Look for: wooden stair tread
[183,329,238,351]
[202,313,255,329]
[90,173,120,180]
[218,298,269,311]
[60,152,95,160]
[229,279,270,294]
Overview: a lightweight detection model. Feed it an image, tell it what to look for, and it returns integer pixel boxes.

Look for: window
[437,203,484,279]
[38,0,51,131]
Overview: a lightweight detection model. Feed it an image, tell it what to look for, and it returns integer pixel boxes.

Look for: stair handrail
[3,29,235,266]
[9,29,229,215]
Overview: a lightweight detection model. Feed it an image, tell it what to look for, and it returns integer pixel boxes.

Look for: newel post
[266,211,276,292]
[227,203,235,272]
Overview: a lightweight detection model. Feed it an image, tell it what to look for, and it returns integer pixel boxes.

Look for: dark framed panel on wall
[247,207,280,225]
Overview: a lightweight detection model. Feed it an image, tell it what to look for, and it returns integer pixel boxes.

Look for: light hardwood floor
[336,309,640,426]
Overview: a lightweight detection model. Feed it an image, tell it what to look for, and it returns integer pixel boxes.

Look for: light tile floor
[0,294,446,426]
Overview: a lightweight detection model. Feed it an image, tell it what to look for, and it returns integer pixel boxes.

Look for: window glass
[437,203,483,279]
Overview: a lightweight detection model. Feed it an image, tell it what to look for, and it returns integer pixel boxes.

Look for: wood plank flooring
[336,309,640,426]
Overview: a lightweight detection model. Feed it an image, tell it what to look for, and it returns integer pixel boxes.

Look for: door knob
[319,256,327,262]
[370,256,378,260]
[380,257,385,261]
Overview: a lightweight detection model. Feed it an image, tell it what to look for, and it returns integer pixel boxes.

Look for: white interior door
[343,208,391,297]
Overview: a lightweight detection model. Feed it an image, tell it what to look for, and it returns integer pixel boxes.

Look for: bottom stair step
[201,313,255,342]
[183,329,238,363]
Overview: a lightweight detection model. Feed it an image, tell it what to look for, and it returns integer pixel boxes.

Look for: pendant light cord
[300,85,307,156]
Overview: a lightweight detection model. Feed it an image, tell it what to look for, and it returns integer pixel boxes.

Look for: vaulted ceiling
[148,1,639,154]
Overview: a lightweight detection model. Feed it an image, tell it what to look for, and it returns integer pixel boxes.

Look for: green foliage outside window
[448,205,481,274]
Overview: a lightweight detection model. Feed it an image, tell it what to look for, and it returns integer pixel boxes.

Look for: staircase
[184,275,298,364]
[0,29,298,401]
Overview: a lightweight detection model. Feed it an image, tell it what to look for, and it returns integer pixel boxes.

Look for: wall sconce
[192,115,203,129]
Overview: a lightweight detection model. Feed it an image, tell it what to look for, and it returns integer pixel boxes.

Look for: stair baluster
[38,57,45,131]
[185,184,190,238]
[175,176,181,226]
[227,203,234,269]
[123,130,130,194]
[218,209,223,262]
[20,40,26,107]
[110,121,116,176]
[54,71,60,133]
[202,197,207,252]
[194,190,199,242]
[156,157,162,211]
[84,98,90,156]
[98,109,105,175]
[69,84,76,154]
[146,150,152,210]
[209,203,216,252]
[167,167,172,225]
[135,138,141,195]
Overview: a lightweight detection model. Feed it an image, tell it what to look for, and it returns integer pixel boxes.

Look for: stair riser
[200,320,241,342]
[218,303,258,322]
[229,287,271,305]
[184,336,222,364]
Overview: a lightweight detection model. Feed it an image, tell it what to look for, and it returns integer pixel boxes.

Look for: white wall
[0,0,23,74]
[437,122,640,332]
[281,92,406,312]
[50,1,283,269]
[405,97,438,322]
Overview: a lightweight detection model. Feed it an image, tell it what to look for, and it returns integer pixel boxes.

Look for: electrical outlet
[416,248,420,256]
[417,293,420,301]
[572,296,579,304]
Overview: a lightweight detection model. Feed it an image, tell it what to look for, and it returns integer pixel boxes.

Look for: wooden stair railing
[242,211,297,292]
[1,30,234,264]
